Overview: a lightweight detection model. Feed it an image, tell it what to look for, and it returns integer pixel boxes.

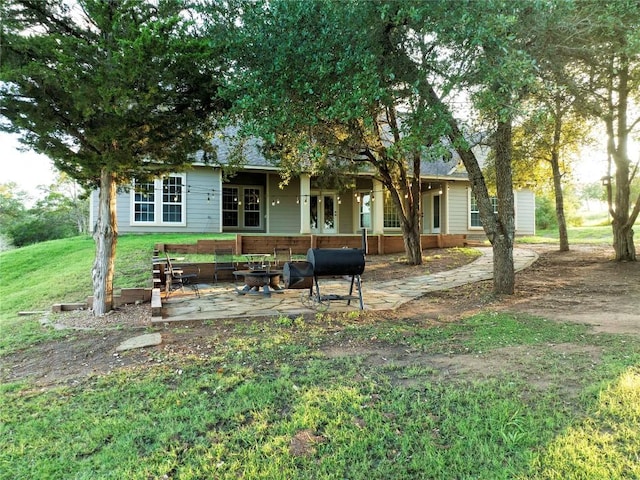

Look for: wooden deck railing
[156,233,468,257]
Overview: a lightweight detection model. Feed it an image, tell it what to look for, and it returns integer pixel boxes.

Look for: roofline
[191,162,468,181]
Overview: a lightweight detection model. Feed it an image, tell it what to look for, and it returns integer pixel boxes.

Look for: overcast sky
[1,132,56,199]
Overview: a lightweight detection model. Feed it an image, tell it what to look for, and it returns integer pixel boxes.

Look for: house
[89,135,536,240]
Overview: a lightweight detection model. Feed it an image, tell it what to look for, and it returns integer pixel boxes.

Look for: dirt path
[385,244,639,332]
[2,244,638,388]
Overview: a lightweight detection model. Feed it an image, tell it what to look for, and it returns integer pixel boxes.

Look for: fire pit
[233,269,283,296]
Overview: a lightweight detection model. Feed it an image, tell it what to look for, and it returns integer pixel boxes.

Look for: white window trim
[356,190,373,231]
[382,190,402,231]
[130,174,187,226]
[468,189,498,230]
[431,191,442,233]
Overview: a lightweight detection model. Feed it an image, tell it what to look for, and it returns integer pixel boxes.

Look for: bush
[535,196,557,230]
[8,213,77,247]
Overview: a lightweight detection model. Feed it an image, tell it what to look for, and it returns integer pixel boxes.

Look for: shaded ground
[2,244,638,389]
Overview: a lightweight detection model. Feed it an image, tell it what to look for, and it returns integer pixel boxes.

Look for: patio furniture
[244,253,272,271]
[165,255,200,298]
[272,247,292,267]
[213,247,237,283]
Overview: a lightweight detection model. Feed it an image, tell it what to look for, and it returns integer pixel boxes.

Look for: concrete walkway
[157,247,538,323]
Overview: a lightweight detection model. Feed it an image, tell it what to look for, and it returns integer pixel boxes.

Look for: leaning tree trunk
[92,168,118,316]
[425,83,515,294]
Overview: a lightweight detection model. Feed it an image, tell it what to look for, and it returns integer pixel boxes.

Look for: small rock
[116,333,162,352]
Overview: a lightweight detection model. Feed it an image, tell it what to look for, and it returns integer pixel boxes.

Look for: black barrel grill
[283,248,365,309]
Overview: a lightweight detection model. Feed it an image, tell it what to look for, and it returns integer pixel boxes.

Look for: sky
[1,132,56,200]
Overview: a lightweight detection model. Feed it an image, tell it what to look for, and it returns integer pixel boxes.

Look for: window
[132,175,185,225]
[244,188,261,227]
[134,182,155,222]
[359,193,372,229]
[162,176,183,222]
[470,194,498,228]
[222,187,239,227]
[222,186,263,229]
[383,191,401,228]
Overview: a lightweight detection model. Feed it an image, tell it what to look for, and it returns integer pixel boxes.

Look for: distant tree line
[0,175,88,250]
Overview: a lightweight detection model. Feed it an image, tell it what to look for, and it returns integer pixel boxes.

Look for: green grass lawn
[0,233,234,318]
[1,313,638,479]
[1,228,639,479]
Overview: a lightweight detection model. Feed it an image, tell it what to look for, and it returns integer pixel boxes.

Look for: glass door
[310,193,337,233]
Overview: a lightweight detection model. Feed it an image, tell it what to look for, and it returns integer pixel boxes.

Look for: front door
[310,193,337,234]
[432,194,441,233]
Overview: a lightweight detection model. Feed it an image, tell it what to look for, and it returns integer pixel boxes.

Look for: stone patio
[157,247,538,323]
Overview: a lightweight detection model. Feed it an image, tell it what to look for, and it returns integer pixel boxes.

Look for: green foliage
[0,177,89,248]
[547,0,640,257]
[0,183,28,249]
[232,0,439,186]
[0,0,229,188]
[535,196,558,230]
[1,0,234,311]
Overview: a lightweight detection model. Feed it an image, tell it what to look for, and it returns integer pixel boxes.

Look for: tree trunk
[606,59,637,262]
[552,160,569,252]
[91,169,118,316]
[402,217,422,265]
[612,220,636,261]
[492,232,514,294]
[492,118,516,294]
[423,83,515,293]
[403,151,423,265]
[550,102,569,252]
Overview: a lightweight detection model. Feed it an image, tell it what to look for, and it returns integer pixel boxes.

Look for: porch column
[444,182,450,234]
[300,173,311,234]
[215,168,223,233]
[372,178,384,235]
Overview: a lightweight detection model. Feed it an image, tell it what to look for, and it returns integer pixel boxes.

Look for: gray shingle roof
[195,126,481,180]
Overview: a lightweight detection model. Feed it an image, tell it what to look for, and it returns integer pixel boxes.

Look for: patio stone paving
[156,247,538,323]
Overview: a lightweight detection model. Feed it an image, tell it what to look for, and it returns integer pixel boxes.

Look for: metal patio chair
[165,254,200,298]
[213,247,237,283]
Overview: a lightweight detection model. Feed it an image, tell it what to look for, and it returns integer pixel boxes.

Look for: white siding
[515,189,536,235]
[267,176,301,233]
[90,173,536,236]
[447,183,471,234]
[92,167,223,234]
